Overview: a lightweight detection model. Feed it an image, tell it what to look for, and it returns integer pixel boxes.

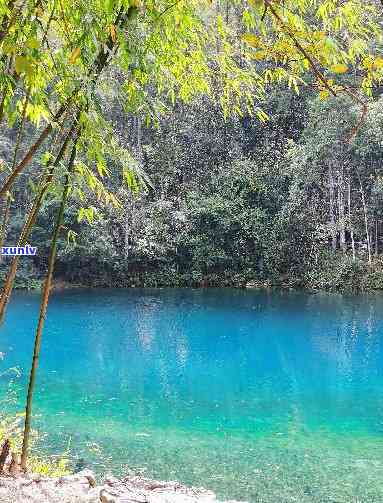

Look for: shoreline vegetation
[5,253,383,294]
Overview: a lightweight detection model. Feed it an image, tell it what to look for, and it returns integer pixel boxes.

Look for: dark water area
[2,288,383,502]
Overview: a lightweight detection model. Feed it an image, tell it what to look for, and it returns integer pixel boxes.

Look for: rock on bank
[0,470,246,503]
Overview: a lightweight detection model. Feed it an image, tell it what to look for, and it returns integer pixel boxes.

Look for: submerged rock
[74,458,88,473]
[0,470,247,503]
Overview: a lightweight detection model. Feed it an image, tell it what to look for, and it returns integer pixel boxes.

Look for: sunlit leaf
[373,57,383,69]
[319,89,330,100]
[69,47,81,64]
[330,63,348,74]
[15,56,32,75]
[253,50,266,61]
[242,33,261,48]
[27,37,39,49]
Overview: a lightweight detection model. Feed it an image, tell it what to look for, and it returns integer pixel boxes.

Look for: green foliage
[0,87,375,293]
[7,86,383,293]
[0,260,42,290]
[2,0,383,211]
[304,251,367,292]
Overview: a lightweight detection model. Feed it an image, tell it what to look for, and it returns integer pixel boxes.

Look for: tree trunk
[338,167,346,252]
[358,174,371,264]
[375,219,379,256]
[329,167,337,250]
[20,137,78,470]
[348,177,356,261]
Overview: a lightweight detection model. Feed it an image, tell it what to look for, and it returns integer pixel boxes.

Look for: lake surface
[2,288,383,502]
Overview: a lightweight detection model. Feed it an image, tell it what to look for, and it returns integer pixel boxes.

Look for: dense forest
[3,87,383,293]
[1,3,383,295]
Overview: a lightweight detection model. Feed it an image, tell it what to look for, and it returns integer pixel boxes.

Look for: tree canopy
[1,0,383,205]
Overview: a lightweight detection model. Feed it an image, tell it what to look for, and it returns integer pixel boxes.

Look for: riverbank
[3,250,383,293]
[0,469,245,503]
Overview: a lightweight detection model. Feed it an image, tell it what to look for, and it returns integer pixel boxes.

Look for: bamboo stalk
[0,196,11,251]
[20,133,78,471]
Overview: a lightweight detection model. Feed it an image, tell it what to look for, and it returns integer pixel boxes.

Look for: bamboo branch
[0,0,17,44]
[0,87,31,252]
[264,1,369,141]
[0,5,133,200]
[0,439,10,473]
[341,86,368,143]
[0,109,62,199]
[264,0,337,97]
[0,120,77,323]
[0,196,11,251]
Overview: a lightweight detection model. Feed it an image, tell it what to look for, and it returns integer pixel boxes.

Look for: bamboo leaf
[242,33,261,48]
[373,57,383,69]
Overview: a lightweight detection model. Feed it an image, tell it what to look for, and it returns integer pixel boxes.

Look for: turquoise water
[2,288,383,501]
